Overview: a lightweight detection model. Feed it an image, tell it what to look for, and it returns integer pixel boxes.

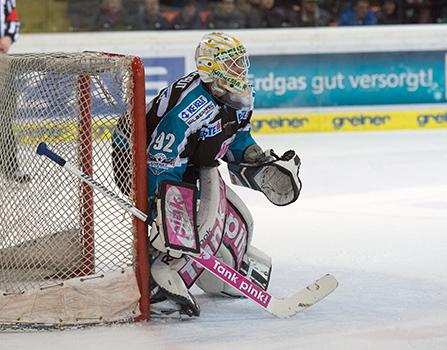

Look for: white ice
[2,129,447,350]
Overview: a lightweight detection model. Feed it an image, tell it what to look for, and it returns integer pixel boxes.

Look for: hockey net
[0,52,149,328]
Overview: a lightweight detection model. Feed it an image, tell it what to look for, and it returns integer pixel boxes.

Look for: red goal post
[0,52,149,328]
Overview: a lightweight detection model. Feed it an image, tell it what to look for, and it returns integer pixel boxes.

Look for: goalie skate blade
[267,274,338,318]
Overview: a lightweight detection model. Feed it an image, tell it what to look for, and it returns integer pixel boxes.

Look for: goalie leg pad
[197,187,272,296]
[196,243,243,297]
[195,185,252,297]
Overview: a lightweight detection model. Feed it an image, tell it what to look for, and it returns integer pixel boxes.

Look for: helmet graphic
[195,32,250,96]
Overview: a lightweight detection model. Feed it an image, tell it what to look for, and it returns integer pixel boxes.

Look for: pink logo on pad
[165,184,198,251]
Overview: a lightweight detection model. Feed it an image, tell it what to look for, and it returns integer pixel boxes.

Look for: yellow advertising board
[15,120,118,144]
[251,110,447,134]
[14,110,447,146]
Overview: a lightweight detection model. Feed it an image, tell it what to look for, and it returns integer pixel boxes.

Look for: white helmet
[195,32,250,96]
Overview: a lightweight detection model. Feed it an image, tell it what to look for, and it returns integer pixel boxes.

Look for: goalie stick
[36,142,338,318]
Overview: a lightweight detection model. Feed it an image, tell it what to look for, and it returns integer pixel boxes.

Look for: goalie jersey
[113,71,257,203]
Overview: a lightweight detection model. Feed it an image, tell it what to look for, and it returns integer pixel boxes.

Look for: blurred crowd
[67,0,447,32]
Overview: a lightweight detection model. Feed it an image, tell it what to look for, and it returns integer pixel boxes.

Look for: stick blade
[267,274,338,318]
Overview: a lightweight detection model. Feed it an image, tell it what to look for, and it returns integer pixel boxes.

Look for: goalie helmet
[195,32,250,96]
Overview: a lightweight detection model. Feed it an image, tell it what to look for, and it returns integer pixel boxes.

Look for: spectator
[171,0,204,29]
[404,0,432,23]
[247,0,290,28]
[289,0,334,27]
[96,0,132,31]
[322,0,348,18]
[162,0,206,8]
[432,1,447,23]
[0,0,18,53]
[124,0,143,15]
[339,0,378,25]
[237,0,258,14]
[207,0,247,29]
[378,0,400,24]
[0,1,30,183]
[68,0,101,31]
[137,0,170,30]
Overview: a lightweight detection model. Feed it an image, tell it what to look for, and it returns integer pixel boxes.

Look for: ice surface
[2,129,447,350]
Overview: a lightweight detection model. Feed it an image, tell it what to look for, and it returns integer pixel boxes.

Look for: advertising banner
[13,28,447,133]
[250,51,447,108]
[142,57,185,101]
[251,110,447,133]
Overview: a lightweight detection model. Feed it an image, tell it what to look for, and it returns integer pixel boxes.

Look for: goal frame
[128,56,150,321]
[0,51,150,325]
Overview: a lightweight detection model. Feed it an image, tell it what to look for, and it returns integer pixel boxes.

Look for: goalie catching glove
[228,144,302,206]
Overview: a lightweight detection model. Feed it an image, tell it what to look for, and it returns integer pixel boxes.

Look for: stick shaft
[37,142,148,222]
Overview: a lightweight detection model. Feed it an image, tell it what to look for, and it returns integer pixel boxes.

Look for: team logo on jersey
[179,95,216,126]
[236,109,250,123]
[200,119,222,140]
[148,153,176,175]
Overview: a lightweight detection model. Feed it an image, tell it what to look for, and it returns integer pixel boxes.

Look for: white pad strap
[240,246,272,291]
[151,255,190,298]
[151,254,200,316]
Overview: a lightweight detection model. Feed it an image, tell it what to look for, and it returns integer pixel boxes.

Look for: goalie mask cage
[0,52,149,328]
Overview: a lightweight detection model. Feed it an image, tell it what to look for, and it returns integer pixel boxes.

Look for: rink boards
[251,109,447,134]
[13,108,447,145]
[11,26,447,136]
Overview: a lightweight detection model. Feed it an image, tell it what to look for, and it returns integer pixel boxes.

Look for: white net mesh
[0,52,147,327]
